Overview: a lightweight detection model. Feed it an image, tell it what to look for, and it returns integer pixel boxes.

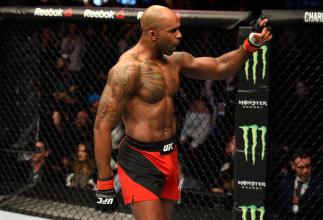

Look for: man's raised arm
[177,19,272,80]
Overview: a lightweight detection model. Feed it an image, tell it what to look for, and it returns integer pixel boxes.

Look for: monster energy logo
[244,45,268,84]
[240,205,265,220]
[239,124,267,165]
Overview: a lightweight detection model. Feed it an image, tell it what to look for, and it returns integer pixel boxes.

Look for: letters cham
[244,45,268,84]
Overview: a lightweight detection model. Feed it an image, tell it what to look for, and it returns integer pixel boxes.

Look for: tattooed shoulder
[108,63,141,95]
[94,63,140,130]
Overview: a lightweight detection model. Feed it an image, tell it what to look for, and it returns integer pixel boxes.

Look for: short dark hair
[291,148,311,162]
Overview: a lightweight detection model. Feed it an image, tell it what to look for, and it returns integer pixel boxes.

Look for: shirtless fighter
[94,5,272,220]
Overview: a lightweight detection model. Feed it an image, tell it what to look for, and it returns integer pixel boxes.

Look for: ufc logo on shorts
[163,143,174,152]
[97,198,114,205]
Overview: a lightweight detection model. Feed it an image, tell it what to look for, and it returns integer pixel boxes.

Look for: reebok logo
[163,143,174,152]
[34,8,73,17]
[34,8,64,17]
[83,9,115,19]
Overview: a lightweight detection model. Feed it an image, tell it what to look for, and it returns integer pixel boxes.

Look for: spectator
[269,149,323,220]
[180,99,212,149]
[60,23,85,73]
[66,143,96,191]
[37,26,60,69]
[42,110,69,158]
[212,135,235,195]
[285,79,313,147]
[30,140,49,183]
[71,110,93,146]
[295,80,309,99]
[45,55,82,116]
[177,160,206,205]
[178,161,204,192]
[31,139,69,185]
[87,93,101,123]
[117,24,140,55]
[82,24,115,94]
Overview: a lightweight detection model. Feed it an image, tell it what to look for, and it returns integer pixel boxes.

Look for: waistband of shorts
[124,135,177,151]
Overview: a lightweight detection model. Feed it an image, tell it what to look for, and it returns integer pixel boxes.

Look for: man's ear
[148,29,158,41]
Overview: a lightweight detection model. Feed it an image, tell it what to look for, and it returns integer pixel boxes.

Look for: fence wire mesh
[266,24,323,220]
[0,20,237,220]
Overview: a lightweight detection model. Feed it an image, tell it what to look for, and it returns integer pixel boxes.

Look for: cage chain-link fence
[0,20,237,220]
[266,24,323,220]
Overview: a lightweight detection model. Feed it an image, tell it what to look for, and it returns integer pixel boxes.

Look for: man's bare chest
[137,60,179,103]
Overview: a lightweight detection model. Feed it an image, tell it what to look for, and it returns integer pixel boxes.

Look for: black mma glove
[243,17,271,53]
[96,177,117,213]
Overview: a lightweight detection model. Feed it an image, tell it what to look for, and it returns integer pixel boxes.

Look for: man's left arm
[178,19,272,80]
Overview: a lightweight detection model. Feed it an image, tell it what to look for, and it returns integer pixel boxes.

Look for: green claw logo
[239,124,267,165]
[244,45,268,84]
[240,205,265,220]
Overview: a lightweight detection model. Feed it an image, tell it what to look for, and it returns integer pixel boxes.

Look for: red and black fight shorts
[117,135,180,205]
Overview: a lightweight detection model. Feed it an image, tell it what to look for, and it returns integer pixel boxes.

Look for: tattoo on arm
[94,64,138,130]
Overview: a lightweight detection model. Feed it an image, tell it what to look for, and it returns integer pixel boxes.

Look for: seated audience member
[212,135,235,195]
[31,140,50,183]
[270,149,323,220]
[60,23,85,73]
[177,160,205,205]
[44,110,69,160]
[180,99,212,149]
[66,143,96,191]
[88,93,100,113]
[70,110,93,147]
[178,161,204,192]
[31,139,68,185]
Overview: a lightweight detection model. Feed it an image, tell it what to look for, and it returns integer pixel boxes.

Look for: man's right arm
[94,63,139,179]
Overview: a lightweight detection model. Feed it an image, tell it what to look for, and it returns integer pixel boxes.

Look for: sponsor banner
[83,9,125,20]
[237,92,268,111]
[32,7,127,20]
[236,205,265,220]
[238,99,267,110]
[0,6,250,27]
[83,9,115,19]
[234,27,269,211]
[237,180,266,191]
[235,122,268,203]
[34,8,64,17]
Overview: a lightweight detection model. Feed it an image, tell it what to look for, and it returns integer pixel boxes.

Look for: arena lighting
[92,0,109,6]
[117,0,137,6]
